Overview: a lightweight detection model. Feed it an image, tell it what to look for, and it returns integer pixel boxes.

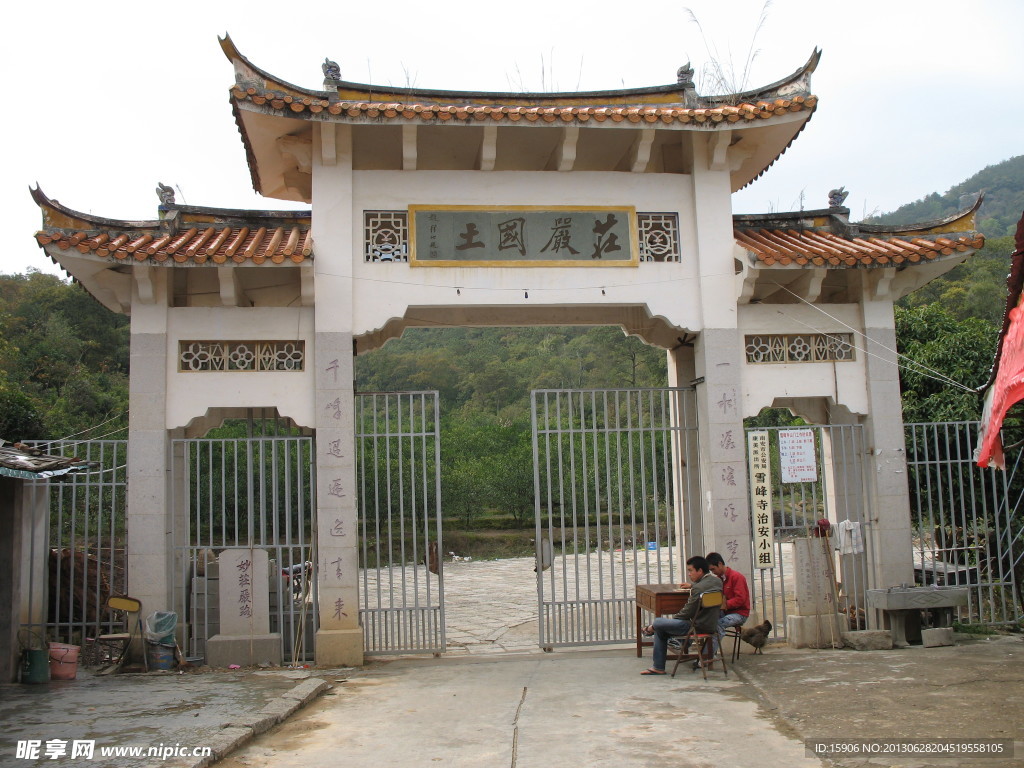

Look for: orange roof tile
[734,201,986,268]
[229,88,817,127]
[736,228,984,267]
[31,187,312,266]
[36,224,312,265]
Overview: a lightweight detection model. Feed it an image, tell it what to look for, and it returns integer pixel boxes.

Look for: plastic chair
[670,591,727,680]
[95,595,143,668]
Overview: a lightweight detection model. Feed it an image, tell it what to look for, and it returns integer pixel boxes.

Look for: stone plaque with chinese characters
[747,430,776,569]
[218,549,271,636]
[409,206,638,266]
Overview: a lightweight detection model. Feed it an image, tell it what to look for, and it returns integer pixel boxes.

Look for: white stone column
[126,268,172,626]
[860,297,914,588]
[667,346,700,569]
[686,133,752,574]
[692,330,752,575]
[311,123,363,665]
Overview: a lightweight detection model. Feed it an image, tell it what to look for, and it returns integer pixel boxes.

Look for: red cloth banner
[976,211,1024,468]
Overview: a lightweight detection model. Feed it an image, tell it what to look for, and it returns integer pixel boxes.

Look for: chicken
[740,619,772,654]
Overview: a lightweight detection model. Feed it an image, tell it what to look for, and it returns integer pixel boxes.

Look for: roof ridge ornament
[677,63,695,89]
[156,182,175,206]
[323,58,340,84]
[828,186,849,209]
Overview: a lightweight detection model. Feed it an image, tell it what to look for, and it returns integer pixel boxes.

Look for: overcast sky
[5,0,1022,276]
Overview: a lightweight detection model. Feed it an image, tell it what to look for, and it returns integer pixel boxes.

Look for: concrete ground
[218,635,1024,768]
[0,666,336,768]
[4,632,1017,768]
[1,553,1021,767]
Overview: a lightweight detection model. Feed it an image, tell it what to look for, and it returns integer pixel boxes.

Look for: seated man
[705,551,750,663]
[640,555,722,675]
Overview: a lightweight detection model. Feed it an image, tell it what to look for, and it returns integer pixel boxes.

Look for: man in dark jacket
[640,555,723,675]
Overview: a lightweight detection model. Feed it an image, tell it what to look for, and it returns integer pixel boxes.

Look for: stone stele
[206,549,281,667]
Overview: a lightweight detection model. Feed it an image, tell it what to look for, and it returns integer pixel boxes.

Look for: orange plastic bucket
[48,642,80,680]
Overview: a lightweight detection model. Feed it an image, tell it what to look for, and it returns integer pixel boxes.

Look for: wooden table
[635,583,690,657]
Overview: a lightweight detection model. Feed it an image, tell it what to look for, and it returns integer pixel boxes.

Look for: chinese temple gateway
[32,37,984,664]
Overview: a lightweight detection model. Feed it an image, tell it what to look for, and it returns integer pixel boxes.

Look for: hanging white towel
[837,519,864,554]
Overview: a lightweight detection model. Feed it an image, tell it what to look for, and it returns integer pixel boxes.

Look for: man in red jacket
[705,551,750,660]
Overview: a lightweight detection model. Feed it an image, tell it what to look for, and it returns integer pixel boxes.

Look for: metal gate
[170,432,317,663]
[23,440,128,645]
[532,387,699,648]
[356,392,444,654]
[747,425,879,641]
[906,422,1023,625]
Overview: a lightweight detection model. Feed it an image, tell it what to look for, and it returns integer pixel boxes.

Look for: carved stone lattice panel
[179,341,305,372]
[636,213,681,262]
[745,334,854,364]
[364,211,409,262]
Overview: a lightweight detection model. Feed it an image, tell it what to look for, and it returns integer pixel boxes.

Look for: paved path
[373,545,799,655]
[438,552,678,654]
[218,652,825,768]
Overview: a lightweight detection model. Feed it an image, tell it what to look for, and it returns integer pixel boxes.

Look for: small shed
[0,440,91,682]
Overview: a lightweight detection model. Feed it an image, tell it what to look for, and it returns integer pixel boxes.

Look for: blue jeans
[651,616,692,671]
[712,612,748,656]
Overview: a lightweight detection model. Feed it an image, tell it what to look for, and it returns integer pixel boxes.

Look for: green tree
[0,271,129,440]
[894,304,998,423]
[898,235,1015,325]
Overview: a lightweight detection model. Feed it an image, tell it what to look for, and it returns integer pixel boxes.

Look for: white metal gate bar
[24,440,128,645]
[906,422,1022,625]
[532,388,699,648]
[746,425,879,641]
[170,435,316,663]
[356,392,444,654]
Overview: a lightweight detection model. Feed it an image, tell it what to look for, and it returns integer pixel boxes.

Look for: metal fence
[532,388,699,649]
[905,422,1023,625]
[23,439,128,645]
[170,433,317,663]
[356,392,444,654]
[745,425,879,641]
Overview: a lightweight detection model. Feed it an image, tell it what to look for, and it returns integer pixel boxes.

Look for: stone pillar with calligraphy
[206,549,281,666]
[311,123,363,666]
[686,134,753,577]
[313,343,362,666]
[691,329,753,576]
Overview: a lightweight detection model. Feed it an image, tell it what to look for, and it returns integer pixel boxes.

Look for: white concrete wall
[738,304,869,419]
[164,307,316,430]
[349,171,702,336]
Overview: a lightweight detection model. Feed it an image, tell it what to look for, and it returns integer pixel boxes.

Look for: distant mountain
[867,155,1024,238]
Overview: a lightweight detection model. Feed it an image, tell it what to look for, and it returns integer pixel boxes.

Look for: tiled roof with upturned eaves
[31,187,312,266]
[734,201,986,268]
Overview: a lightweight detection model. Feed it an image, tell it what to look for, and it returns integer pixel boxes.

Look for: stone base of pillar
[315,628,364,667]
[786,613,848,648]
[206,633,282,667]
